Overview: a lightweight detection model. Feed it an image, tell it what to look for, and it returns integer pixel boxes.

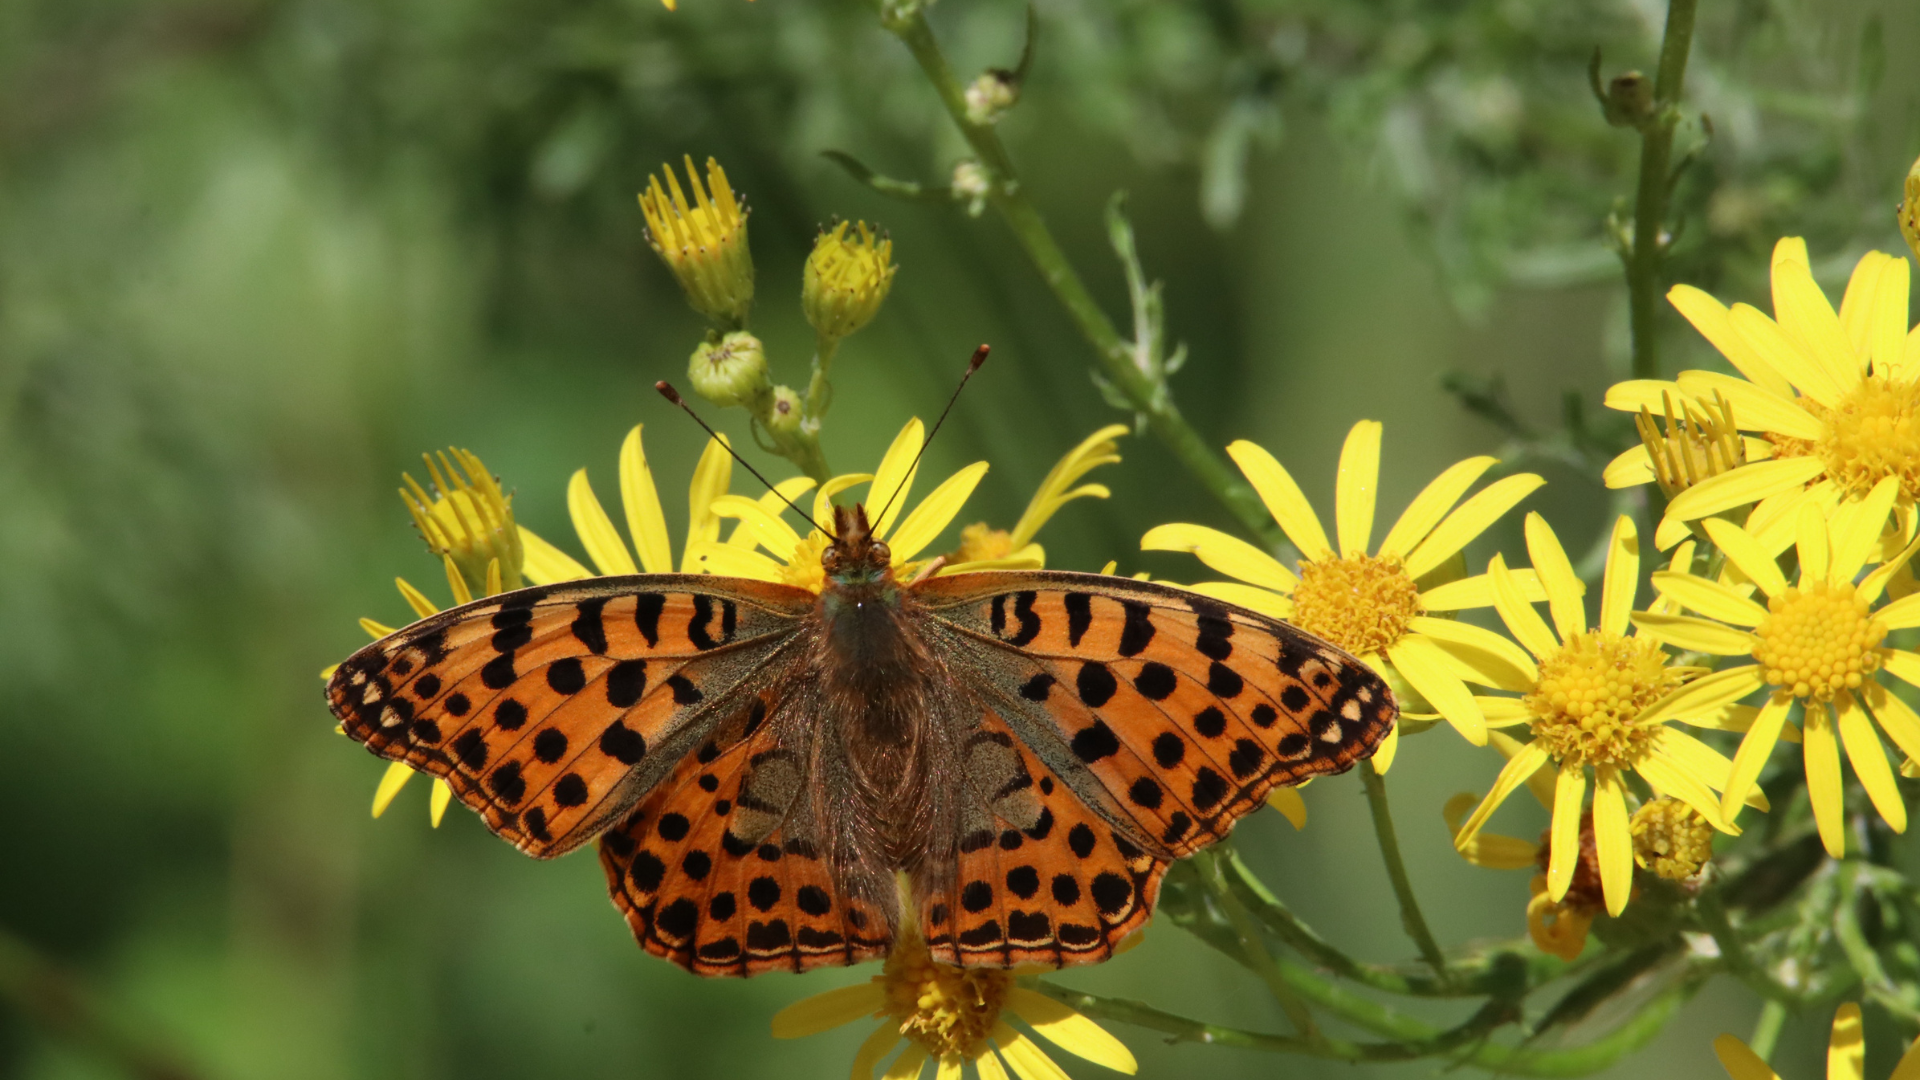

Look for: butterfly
[326,502,1395,976]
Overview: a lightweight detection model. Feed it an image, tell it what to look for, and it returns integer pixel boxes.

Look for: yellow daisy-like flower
[1141,421,1547,764]
[1442,791,1602,961]
[1631,477,1920,857]
[770,923,1136,1080]
[950,424,1128,569]
[1451,513,1749,916]
[1606,238,1920,551]
[1715,1004,1920,1080]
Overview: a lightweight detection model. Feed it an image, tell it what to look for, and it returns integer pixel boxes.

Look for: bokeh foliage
[1,0,1917,1077]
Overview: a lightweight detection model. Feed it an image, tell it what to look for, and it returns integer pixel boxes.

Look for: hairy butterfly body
[326,504,1395,975]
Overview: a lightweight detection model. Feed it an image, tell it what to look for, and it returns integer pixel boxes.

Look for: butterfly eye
[870,541,891,564]
[821,547,840,571]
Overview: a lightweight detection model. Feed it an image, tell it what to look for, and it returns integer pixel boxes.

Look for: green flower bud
[803,221,896,342]
[1601,72,1655,129]
[764,384,804,439]
[688,331,771,408]
[640,156,754,327]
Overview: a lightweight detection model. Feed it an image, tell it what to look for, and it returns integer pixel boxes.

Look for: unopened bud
[803,221,896,342]
[1900,152,1920,264]
[764,384,804,439]
[952,160,991,217]
[1601,71,1655,129]
[964,70,1019,126]
[688,331,771,408]
[401,449,523,596]
[640,156,754,326]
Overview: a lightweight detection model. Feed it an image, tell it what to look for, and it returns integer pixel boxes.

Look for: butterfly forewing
[326,575,814,857]
[917,572,1395,858]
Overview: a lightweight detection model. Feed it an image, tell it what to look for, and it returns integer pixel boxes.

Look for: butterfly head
[821,504,893,587]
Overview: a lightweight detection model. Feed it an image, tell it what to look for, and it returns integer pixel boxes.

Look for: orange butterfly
[327,493,1395,975]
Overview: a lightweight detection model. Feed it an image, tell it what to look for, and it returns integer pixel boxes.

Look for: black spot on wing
[1118,601,1155,657]
[1064,593,1093,647]
[571,598,610,655]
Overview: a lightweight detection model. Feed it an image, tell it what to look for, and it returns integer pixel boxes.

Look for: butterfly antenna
[874,344,989,527]
[654,382,832,538]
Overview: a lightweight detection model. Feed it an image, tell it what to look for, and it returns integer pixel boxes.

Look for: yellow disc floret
[1524,632,1683,768]
[1751,581,1888,701]
[1288,553,1423,657]
[780,532,832,593]
[952,522,1014,564]
[1816,375,1920,500]
[1630,797,1714,880]
[880,929,1011,1062]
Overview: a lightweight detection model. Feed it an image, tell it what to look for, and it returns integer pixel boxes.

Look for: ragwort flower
[1142,421,1547,763]
[1451,514,1746,916]
[950,424,1128,568]
[1607,238,1919,551]
[771,922,1135,1080]
[1632,477,1920,857]
[1715,1004,1920,1080]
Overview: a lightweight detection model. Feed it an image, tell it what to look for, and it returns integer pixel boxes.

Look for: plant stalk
[1625,0,1699,380]
[1360,758,1451,981]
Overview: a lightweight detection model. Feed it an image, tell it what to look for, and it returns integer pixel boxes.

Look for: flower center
[1751,581,1887,701]
[1288,554,1422,657]
[780,532,831,593]
[879,932,1011,1061]
[952,522,1014,564]
[1629,797,1713,880]
[1523,631,1681,768]
[1815,374,1920,499]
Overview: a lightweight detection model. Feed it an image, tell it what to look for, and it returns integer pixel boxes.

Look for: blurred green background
[3,0,1918,1076]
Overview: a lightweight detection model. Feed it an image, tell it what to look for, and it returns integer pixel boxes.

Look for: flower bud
[763,384,804,439]
[688,331,771,408]
[964,70,1019,126]
[803,221,896,342]
[1600,71,1655,128]
[401,448,524,595]
[1901,152,1920,264]
[1633,389,1745,499]
[1630,798,1713,881]
[951,160,990,217]
[639,156,754,326]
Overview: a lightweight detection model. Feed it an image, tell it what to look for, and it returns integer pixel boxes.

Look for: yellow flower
[1606,238,1919,551]
[639,156,754,327]
[770,924,1136,1080]
[1631,478,1920,857]
[1630,797,1714,880]
[1451,514,1746,916]
[1714,1004,1920,1080]
[1442,792,1600,961]
[1141,421,1547,763]
[804,221,897,343]
[950,424,1128,569]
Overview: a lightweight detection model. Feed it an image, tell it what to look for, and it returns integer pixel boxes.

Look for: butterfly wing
[596,689,894,977]
[325,575,814,858]
[916,571,1394,862]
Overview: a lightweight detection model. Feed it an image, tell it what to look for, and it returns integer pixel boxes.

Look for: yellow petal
[1371,719,1400,773]
[1665,457,1827,523]
[1490,728,1558,808]
[814,472,874,533]
[1831,1003,1866,1080]
[1265,786,1308,828]
[1839,251,1888,357]
[1379,457,1500,558]
[869,419,926,540]
[371,761,414,818]
[1888,1024,1920,1080]
[1591,767,1632,916]
[1802,702,1846,857]
[1629,612,1755,655]
[1888,651,1920,689]
[1546,766,1587,901]
[518,526,593,584]
[1140,523,1299,593]
[1649,571,1768,626]
[429,778,451,826]
[1675,370,1826,440]
[568,469,639,575]
[1794,501,1831,583]
[1599,516,1640,637]
[770,983,886,1038]
[1604,379,1686,413]
[1406,618,1536,690]
[684,541,785,581]
[1488,553,1559,659]
[1729,301,1845,408]
[1417,569,1555,611]
[1654,514,1694,552]
[619,426,675,573]
[1524,513,1586,641]
[1829,476,1901,583]
[1385,635,1486,745]
[1771,237,1863,392]
[1637,749,1736,833]
[1882,592,1920,631]
[852,1025,903,1080]
[1444,793,1542,868]
[884,1043,930,1080]
[1009,424,1129,548]
[1602,444,1656,489]
[889,462,989,562]
[1668,283,1796,397]
[1335,421,1382,557]
[1722,693,1793,818]
[360,617,396,640]
[1862,533,1920,605]
[1475,695,1535,725]
[991,1023,1073,1080]
[685,434,735,566]
[1180,580,1294,620]
[443,554,472,605]
[1650,726,1765,813]
[1453,739,1552,848]
[395,577,439,619]
[1865,680,1920,763]
[974,1047,1011,1080]
[710,494,804,558]
[731,478,818,549]
[1714,1034,1784,1080]
[1701,519,1790,597]
[1836,691,1905,832]
[1404,474,1546,580]
[1226,440,1332,561]
[1871,254,1911,375]
[938,1057,963,1080]
[1005,989,1137,1074]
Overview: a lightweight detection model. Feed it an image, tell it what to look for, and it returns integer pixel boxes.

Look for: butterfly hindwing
[597,690,893,976]
[921,708,1164,968]
[917,572,1395,858]
[327,575,814,857]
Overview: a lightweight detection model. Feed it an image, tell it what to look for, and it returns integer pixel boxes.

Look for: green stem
[1036,979,1692,1076]
[883,7,1283,549]
[1835,862,1920,1029]
[1748,1000,1788,1062]
[1624,0,1699,380]
[803,335,840,423]
[1694,886,1807,1004]
[1360,759,1451,981]
[1195,848,1322,1041]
